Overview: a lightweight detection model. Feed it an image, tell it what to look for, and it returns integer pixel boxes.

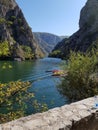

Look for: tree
[58,50,98,101]
[0,41,10,57]
[20,45,34,60]
[0,81,33,123]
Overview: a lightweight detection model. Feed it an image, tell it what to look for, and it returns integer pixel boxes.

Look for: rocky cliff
[50,0,98,58]
[0,0,43,60]
[34,32,64,56]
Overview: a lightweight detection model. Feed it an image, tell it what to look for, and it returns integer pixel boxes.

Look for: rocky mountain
[33,32,65,56]
[0,0,44,60]
[50,0,98,59]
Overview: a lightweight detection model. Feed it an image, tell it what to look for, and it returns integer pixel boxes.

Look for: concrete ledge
[0,97,98,130]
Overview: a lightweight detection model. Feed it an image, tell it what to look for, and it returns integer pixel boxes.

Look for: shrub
[20,26,25,32]
[11,16,16,20]
[0,18,6,24]
[7,21,13,27]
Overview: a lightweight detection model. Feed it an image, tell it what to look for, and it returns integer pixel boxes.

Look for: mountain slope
[33,32,65,55]
[50,0,98,58]
[0,0,43,60]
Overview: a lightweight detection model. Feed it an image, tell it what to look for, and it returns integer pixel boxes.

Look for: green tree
[0,79,49,124]
[49,50,62,57]
[0,41,10,57]
[20,45,34,60]
[0,81,33,123]
[58,51,98,101]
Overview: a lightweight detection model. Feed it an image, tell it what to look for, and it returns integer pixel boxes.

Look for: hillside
[33,32,65,56]
[50,0,98,58]
[0,0,44,60]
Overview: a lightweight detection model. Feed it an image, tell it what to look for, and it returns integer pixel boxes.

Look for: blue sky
[16,0,87,36]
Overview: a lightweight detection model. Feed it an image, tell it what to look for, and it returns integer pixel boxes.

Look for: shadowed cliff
[0,0,44,60]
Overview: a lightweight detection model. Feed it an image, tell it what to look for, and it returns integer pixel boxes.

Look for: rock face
[0,0,43,60]
[34,32,64,56]
[51,0,98,58]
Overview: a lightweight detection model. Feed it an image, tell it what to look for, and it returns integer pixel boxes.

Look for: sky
[16,0,87,36]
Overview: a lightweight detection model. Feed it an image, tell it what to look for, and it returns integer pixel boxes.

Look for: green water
[0,58,68,114]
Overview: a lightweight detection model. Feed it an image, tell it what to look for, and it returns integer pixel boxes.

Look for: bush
[58,51,98,101]
[7,21,13,27]
[0,18,6,24]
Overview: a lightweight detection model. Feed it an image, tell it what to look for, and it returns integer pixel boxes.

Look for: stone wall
[0,97,98,130]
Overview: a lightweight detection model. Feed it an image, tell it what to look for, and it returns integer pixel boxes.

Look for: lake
[0,58,68,114]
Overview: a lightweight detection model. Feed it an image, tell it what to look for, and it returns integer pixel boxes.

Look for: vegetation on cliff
[0,41,10,57]
[49,50,62,58]
[0,41,36,60]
